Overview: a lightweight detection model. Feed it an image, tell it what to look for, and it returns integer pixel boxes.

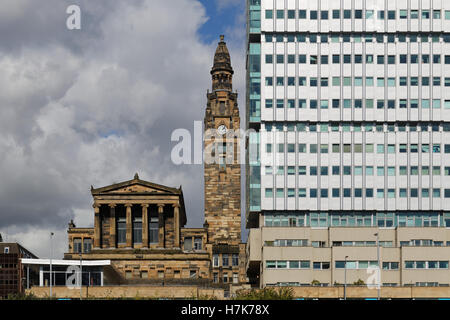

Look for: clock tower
[204,35,241,246]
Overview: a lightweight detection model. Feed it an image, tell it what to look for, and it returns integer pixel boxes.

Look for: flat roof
[21,258,110,266]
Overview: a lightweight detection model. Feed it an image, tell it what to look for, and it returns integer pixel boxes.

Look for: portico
[90,173,185,250]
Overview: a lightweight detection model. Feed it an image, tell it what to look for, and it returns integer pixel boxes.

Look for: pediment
[105,183,169,194]
[91,175,181,195]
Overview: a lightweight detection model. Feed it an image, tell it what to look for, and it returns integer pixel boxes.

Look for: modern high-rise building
[246,0,450,291]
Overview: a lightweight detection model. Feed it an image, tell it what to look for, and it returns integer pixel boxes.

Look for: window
[276,10,284,19]
[313,262,330,270]
[222,254,229,267]
[194,237,202,250]
[149,217,159,244]
[232,253,239,266]
[83,238,92,253]
[276,54,284,64]
[276,77,284,86]
[117,217,127,244]
[298,10,306,19]
[133,215,142,244]
[73,238,82,253]
[287,10,295,19]
[399,10,408,19]
[332,10,340,19]
[213,254,219,267]
[344,10,351,19]
[287,54,295,64]
[184,237,192,251]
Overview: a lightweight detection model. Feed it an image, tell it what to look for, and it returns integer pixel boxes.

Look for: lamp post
[374,232,381,300]
[79,253,83,300]
[49,232,54,298]
[344,255,349,300]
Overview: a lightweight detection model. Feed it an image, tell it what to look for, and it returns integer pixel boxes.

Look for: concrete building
[246,0,450,290]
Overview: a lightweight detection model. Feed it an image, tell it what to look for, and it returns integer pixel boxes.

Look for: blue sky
[198,0,245,43]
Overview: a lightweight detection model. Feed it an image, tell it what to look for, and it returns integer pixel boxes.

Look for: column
[125,203,132,248]
[142,204,149,248]
[93,204,101,249]
[173,204,180,248]
[109,204,116,248]
[39,266,43,287]
[158,204,165,248]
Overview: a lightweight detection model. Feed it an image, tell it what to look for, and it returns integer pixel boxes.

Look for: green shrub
[233,287,294,300]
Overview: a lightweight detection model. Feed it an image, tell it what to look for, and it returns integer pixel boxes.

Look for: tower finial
[134,172,139,180]
[220,35,224,42]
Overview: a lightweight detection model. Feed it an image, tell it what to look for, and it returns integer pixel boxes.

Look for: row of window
[212,254,239,268]
[0,264,18,269]
[264,239,394,247]
[401,239,447,247]
[265,53,450,65]
[266,143,448,154]
[266,260,324,269]
[336,261,399,270]
[265,165,450,176]
[264,98,450,111]
[72,238,92,253]
[212,272,240,284]
[267,239,450,248]
[116,217,159,244]
[269,282,446,287]
[405,261,450,269]
[264,122,450,133]
[264,211,447,228]
[264,76,450,88]
[264,33,447,44]
[183,236,202,251]
[265,9,450,21]
[265,187,450,199]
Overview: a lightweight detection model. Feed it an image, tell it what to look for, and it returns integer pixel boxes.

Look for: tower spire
[211,35,233,91]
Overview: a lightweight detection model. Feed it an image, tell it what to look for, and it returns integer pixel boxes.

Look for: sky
[0,0,247,259]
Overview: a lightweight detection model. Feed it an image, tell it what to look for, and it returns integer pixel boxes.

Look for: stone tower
[204,35,241,245]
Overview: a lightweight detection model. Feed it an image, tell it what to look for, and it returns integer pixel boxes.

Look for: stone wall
[290,286,450,299]
[27,286,225,299]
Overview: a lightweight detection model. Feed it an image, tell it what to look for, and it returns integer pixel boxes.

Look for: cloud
[0,0,247,258]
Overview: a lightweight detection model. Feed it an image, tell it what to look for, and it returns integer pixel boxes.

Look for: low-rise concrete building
[247,216,450,288]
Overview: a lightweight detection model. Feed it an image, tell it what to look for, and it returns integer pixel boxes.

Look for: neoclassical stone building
[65,173,212,284]
[65,36,247,287]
